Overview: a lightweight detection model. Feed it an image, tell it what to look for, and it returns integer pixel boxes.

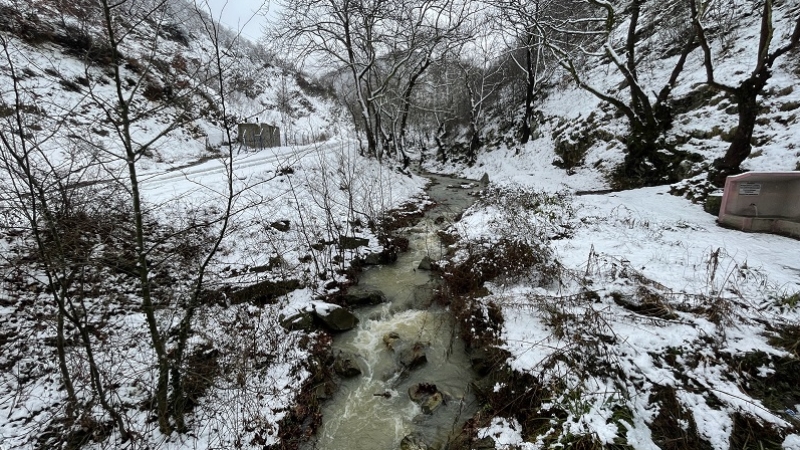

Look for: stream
[308,172,484,450]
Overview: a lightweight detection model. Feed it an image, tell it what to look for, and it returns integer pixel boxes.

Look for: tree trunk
[519,43,535,144]
[620,121,665,186]
[710,77,765,186]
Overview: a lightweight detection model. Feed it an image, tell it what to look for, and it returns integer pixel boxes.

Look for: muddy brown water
[307,173,484,450]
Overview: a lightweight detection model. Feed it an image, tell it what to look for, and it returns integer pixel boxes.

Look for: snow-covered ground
[0,137,428,449]
[430,141,800,448]
[425,8,800,439]
[2,0,799,448]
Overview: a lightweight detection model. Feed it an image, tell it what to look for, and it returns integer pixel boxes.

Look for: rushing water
[308,173,484,450]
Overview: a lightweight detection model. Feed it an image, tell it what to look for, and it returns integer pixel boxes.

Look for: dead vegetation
[434,188,800,448]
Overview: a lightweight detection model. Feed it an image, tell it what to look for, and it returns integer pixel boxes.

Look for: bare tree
[489,0,560,144]
[373,0,474,164]
[454,32,507,165]
[0,28,142,441]
[87,0,256,434]
[277,0,475,162]
[547,0,699,186]
[690,0,800,186]
[276,0,388,157]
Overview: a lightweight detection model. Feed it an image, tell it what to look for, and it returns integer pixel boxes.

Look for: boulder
[270,220,291,232]
[229,279,301,306]
[383,332,401,351]
[339,235,369,249]
[472,437,496,449]
[361,250,397,266]
[421,392,444,414]
[417,256,432,271]
[333,351,362,378]
[480,172,490,186]
[279,311,315,332]
[400,434,431,450]
[396,341,428,370]
[363,253,382,265]
[408,383,445,414]
[314,306,359,332]
[344,286,387,307]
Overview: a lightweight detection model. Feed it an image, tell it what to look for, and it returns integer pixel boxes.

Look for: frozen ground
[0,138,428,449]
[423,8,800,441]
[431,145,800,448]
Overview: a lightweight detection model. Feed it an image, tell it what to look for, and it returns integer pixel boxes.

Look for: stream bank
[304,172,487,450]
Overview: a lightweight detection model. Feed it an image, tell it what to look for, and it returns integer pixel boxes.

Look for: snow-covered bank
[0,139,428,449]
[435,169,800,448]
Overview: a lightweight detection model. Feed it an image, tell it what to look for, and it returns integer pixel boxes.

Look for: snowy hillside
[439,0,800,190]
[1,0,799,449]
[424,1,800,448]
[0,0,337,174]
[0,1,426,449]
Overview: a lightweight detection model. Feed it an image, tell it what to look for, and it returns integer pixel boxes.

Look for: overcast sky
[202,0,279,42]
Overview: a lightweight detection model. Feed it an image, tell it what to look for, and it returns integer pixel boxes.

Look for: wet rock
[339,235,369,249]
[279,310,315,332]
[314,306,359,332]
[362,249,398,265]
[363,253,382,265]
[421,391,443,414]
[480,172,489,186]
[400,434,431,450]
[229,279,301,306]
[396,341,428,370]
[383,332,401,350]
[343,286,387,307]
[333,351,362,378]
[314,381,336,401]
[408,383,445,414]
[411,284,436,309]
[270,220,291,232]
[418,256,432,271]
[469,348,494,376]
[380,249,398,263]
[472,437,496,449]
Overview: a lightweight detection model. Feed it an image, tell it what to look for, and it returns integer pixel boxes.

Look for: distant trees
[691,0,800,186]
[277,0,474,162]
[455,31,507,164]
[489,0,559,144]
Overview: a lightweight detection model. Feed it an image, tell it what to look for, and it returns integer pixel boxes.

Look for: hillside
[0,1,425,449]
[437,0,800,191]
[0,0,335,171]
[424,1,800,449]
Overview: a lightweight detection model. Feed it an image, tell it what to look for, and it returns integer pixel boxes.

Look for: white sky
[201,0,279,43]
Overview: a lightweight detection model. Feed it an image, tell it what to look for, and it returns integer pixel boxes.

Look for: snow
[1,0,799,448]
[0,2,426,446]
[456,174,800,446]
[478,417,537,449]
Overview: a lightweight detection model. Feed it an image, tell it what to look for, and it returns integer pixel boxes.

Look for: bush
[441,186,575,296]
